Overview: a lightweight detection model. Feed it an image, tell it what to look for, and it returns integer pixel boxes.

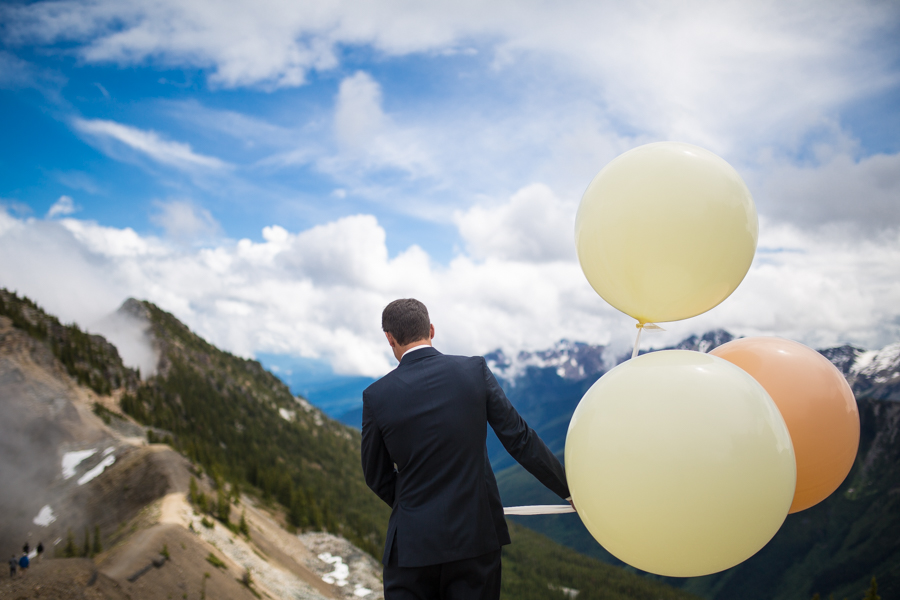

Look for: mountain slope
[112,298,391,556]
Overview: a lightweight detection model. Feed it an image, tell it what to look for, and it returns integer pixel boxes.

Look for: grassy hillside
[118,299,391,556]
[503,523,702,600]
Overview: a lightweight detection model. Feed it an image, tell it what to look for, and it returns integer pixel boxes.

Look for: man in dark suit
[361,298,570,600]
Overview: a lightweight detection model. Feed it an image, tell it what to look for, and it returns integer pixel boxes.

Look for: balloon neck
[632,322,665,359]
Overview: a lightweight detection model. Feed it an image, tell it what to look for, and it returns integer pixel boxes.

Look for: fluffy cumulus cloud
[4,0,897,152]
[454,183,577,262]
[2,181,899,378]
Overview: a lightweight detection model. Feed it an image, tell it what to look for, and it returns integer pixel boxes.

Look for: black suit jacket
[361,347,569,567]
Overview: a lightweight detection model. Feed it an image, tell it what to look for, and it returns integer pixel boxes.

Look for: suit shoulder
[363,371,395,397]
[440,353,489,373]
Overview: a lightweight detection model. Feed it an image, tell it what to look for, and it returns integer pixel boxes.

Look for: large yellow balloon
[565,351,795,577]
[575,142,758,324]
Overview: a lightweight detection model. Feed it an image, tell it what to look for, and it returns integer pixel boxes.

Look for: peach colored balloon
[710,337,859,513]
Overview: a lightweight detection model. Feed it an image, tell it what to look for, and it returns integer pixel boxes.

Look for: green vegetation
[239,569,261,598]
[0,289,139,395]
[863,577,880,600]
[501,523,701,600]
[62,529,77,558]
[118,300,390,556]
[160,544,170,560]
[239,511,250,537]
[92,402,124,425]
[206,552,226,569]
[92,525,103,556]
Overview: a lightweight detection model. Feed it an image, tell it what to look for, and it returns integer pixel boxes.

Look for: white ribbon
[503,505,575,515]
[632,322,665,359]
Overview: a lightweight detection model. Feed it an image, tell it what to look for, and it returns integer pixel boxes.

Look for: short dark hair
[382,299,430,346]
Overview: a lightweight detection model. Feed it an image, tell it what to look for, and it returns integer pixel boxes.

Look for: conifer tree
[189,476,199,504]
[239,511,250,537]
[863,577,880,600]
[63,529,77,558]
[92,525,102,555]
[217,490,231,523]
[82,527,91,557]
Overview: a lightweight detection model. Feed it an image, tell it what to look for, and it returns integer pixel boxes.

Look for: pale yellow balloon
[565,351,796,577]
[575,142,758,324]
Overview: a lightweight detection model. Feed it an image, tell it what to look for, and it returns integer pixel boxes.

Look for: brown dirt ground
[0,558,130,600]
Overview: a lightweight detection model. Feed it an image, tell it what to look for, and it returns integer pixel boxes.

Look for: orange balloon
[710,337,859,513]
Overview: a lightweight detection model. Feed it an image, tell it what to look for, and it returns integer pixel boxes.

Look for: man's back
[362,347,568,568]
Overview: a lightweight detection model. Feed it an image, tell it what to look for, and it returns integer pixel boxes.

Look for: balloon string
[632,322,665,359]
[503,505,575,515]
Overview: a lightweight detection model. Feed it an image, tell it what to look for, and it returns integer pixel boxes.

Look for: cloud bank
[1,181,898,378]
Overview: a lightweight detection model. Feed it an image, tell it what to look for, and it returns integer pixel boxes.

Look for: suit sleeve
[482,359,570,500]
[361,390,396,508]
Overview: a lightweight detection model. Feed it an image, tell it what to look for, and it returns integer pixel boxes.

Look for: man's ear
[429,324,435,340]
[385,332,396,347]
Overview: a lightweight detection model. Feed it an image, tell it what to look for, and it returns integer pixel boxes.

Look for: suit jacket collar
[398,345,440,366]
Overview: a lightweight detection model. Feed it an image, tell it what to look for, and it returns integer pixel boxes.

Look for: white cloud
[46,195,78,218]
[751,150,900,232]
[334,72,386,147]
[5,1,897,154]
[72,118,227,170]
[150,199,222,242]
[321,71,434,179]
[1,178,898,379]
[454,183,576,262]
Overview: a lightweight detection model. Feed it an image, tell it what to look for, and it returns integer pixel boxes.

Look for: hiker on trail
[22,542,29,555]
[18,552,29,575]
[8,555,16,578]
[36,542,43,561]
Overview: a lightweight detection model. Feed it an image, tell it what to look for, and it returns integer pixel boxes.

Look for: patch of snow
[62,449,97,479]
[279,408,295,421]
[486,340,607,384]
[294,396,314,412]
[77,454,115,485]
[548,583,580,598]
[102,446,115,456]
[301,532,384,600]
[319,552,350,586]
[33,505,56,527]
[851,342,900,378]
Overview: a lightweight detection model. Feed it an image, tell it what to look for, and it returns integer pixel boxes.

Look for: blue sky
[1,0,899,376]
